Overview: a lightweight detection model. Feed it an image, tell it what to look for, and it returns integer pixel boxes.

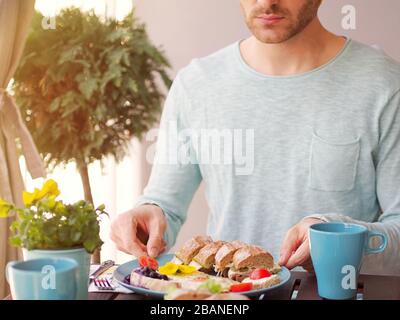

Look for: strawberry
[138,256,148,268]
[250,268,271,280]
[146,256,159,270]
[230,283,253,292]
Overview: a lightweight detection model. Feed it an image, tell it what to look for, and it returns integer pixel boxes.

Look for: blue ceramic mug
[309,223,387,300]
[6,258,78,300]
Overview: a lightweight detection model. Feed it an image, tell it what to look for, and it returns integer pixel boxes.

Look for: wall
[134,0,400,250]
[320,0,400,60]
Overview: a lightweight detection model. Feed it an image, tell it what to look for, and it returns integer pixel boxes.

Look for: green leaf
[78,78,98,100]
[49,97,61,112]
[59,46,82,65]
[71,230,82,242]
[61,104,81,118]
[127,79,138,93]
[9,236,22,247]
[200,279,223,294]
[83,238,101,254]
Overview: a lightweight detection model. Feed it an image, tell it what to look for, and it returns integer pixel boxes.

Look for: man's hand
[279,218,324,271]
[110,205,167,258]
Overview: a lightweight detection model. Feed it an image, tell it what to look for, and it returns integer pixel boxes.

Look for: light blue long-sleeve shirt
[135,38,400,274]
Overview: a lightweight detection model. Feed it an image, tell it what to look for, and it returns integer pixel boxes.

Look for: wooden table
[5,271,400,300]
[87,271,400,301]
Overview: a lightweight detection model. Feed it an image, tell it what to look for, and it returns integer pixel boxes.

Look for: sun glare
[35,0,133,20]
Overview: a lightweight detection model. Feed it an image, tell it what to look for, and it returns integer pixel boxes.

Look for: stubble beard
[245,0,321,44]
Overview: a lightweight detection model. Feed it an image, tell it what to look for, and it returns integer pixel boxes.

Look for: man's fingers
[285,240,310,269]
[147,218,166,258]
[112,232,146,257]
[279,228,299,265]
[112,215,147,257]
[147,234,164,258]
[119,233,148,257]
[128,238,149,257]
[158,242,167,255]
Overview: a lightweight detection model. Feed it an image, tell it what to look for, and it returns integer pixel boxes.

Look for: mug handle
[6,261,18,283]
[365,231,387,255]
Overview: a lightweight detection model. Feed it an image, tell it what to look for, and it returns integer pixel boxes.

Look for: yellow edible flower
[0,199,12,218]
[37,179,60,199]
[23,188,40,206]
[177,265,197,274]
[158,262,197,276]
[22,179,61,207]
[158,262,179,275]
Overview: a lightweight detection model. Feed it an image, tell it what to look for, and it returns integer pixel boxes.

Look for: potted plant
[13,8,171,262]
[0,179,107,299]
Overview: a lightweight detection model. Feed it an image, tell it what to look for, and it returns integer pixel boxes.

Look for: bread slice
[232,245,274,270]
[227,268,252,282]
[175,236,213,264]
[214,240,245,272]
[192,241,225,269]
[226,245,275,281]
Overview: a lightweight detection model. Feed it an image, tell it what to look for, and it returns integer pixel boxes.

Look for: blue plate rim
[114,253,291,298]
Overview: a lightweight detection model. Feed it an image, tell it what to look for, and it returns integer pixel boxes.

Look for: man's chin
[251,27,295,44]
[254,32,292,44]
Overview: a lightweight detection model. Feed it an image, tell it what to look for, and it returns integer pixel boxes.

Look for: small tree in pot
[13,9,172,261]
[0,179,107,299]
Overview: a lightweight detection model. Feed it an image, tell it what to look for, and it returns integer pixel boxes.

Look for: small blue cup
[6,258,78,300]
[309,223,387,300]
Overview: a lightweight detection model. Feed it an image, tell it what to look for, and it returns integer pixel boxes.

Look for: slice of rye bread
[214,240,246,271]
[192,241,225,269]
[232,245,274,270]
[227,267,252,282]
[175,235,213,264]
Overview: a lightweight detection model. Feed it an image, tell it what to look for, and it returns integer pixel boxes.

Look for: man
[111,0,400,275]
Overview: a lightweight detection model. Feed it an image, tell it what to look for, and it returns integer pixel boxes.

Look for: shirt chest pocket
[309,133,360,192]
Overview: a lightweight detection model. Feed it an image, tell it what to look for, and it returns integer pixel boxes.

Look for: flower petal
[158,262,179,275]
[23,189,39,206]
[37,179,60,200]
[0,199,11,218]
[177,265,197,274]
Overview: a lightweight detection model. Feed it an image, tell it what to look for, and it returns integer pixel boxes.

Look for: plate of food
[114,236,291,299]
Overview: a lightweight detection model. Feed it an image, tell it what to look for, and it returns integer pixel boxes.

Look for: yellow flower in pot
[0,179,107,299]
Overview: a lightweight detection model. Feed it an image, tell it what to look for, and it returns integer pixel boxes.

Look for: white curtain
[0,0,45,299]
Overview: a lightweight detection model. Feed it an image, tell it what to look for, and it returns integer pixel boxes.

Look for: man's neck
[240,18,347,76]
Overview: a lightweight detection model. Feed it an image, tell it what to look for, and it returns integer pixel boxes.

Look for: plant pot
[23,247,90,300]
